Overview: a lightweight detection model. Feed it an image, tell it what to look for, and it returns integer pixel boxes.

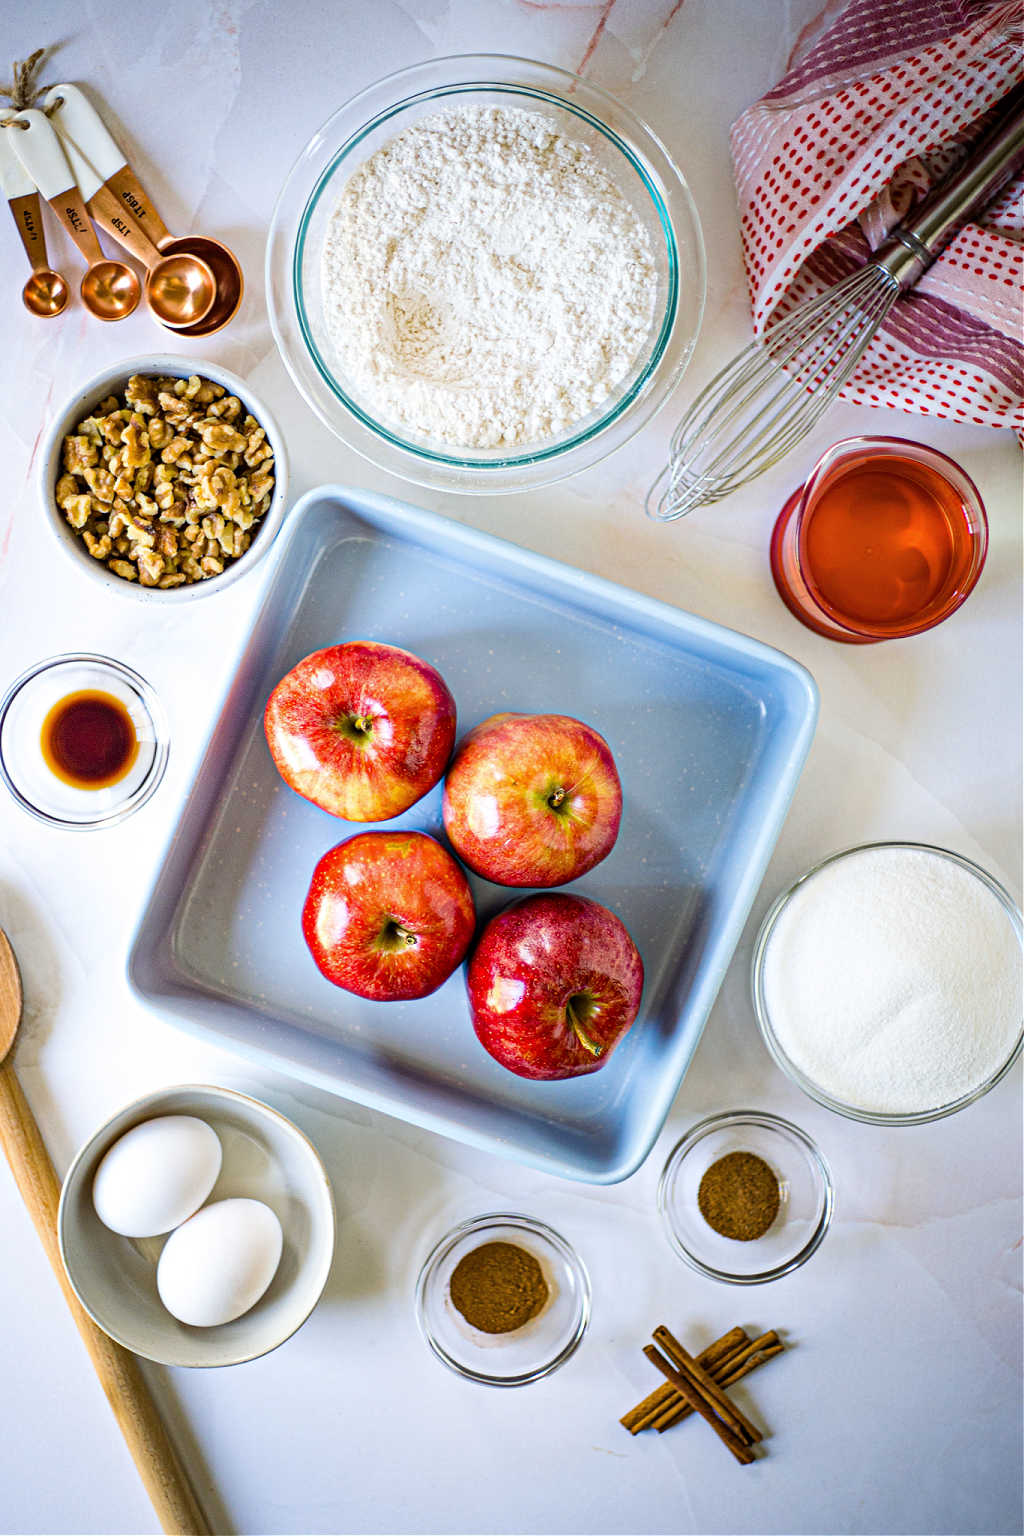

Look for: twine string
[0,48,62,127]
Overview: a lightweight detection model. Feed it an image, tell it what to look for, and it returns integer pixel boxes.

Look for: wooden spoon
[0,929,209,1535]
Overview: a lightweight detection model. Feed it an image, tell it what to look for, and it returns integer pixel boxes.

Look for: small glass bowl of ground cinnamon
[415,1213,590,1385]
[658,1111,834,1284]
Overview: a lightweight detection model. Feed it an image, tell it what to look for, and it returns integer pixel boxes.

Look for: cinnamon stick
[642,1344,755,1465]
[620,1326,746,1432]
[625,1333,751,1434]
[625,1335,749,1434]
[653,1325,762,1444]
[653,1340,784,1433]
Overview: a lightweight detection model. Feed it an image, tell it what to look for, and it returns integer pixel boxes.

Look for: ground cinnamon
[448,1241,548,1334]
[697,1151,780,1240]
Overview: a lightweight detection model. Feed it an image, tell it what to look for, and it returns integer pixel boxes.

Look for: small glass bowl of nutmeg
[415,1212,591,1386]
[39,355,289,602]
[658,1111,834,1284]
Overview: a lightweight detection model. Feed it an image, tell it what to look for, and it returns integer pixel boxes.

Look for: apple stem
[378,919,418,953]
[333,713,375,744]
[566,996,604,1057]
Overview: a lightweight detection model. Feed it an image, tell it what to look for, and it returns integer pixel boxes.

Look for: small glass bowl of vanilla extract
[0,654,168,828]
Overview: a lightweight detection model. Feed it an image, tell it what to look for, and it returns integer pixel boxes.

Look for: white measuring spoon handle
[7,109,75,200]
[0,114,36,199]
[43,83,127,182]
[48,117,103,204]
[45,82,171,245]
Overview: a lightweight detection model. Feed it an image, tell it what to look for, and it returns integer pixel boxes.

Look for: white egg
[92,1116,222,1238]
[156,1198,283,1328]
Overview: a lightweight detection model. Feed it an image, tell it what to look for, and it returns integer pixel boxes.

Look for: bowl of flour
[267,55,705,493]
[752,842,1023,1125]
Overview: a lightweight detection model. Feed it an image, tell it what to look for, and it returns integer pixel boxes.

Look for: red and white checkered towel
[730,0,1023,435]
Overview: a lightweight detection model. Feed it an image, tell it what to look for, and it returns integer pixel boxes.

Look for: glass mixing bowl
[267,54,705,494]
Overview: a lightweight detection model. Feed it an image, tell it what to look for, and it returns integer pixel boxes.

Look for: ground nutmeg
[697,1151,780,1241]
[448,1240,549,1334]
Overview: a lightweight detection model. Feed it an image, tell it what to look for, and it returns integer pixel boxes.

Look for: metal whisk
[649,84,1024,522]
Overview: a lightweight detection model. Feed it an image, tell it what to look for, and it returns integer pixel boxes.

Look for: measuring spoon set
[0,84,242,332]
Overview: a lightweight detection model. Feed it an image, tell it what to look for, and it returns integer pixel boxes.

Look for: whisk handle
[877,81,1024,289]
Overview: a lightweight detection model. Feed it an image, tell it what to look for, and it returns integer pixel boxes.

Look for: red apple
[466,893,644,1079]
[265,642,456,821]
[303,831,476,1001]
[442,713,622,887]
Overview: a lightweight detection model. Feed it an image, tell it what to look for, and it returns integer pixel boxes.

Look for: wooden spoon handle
[0,1060,209,1535]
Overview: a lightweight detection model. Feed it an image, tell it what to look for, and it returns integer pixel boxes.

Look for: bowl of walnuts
[41,356,289,601]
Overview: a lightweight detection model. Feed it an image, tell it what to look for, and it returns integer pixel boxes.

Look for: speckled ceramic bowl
[40,355,288,602]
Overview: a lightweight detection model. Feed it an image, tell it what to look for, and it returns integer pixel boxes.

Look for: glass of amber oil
[770,437,988,643]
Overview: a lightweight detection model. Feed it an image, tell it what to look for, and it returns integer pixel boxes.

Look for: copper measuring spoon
[45,85,243,336]
[48,113,216,331]
[0,113,69,317]
[0,930,208,1535]
[9,110,139,322]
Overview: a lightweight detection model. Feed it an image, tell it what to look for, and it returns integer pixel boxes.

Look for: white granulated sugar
[321,105,658,449]
[763,847,1022,1115]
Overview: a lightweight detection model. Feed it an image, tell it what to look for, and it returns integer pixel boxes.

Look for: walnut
[64,494,94,530]
[248,468,275,503]
[153,483,176,513]
[157,390,190,425]
[121,419,151,470]
[100,412,129,444]
[207,394,242,420]
[63,436,98,474]
[82,466,116,504]
[200,421,246,454]
[125,374,159,414]
[56,473,79,509]
[137,547,166,586]
[156,526,178,559]
[82,530,112,560]
[147,417,172,450]
[160,435,191,466]
[58,373,274,588]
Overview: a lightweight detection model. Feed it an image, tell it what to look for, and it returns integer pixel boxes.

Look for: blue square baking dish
[128,486,817,1183]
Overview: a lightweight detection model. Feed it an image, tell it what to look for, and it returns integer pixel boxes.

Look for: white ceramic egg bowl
[59,1084,335,1367]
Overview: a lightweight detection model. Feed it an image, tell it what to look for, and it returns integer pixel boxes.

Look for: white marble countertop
[1,3,1021,1533]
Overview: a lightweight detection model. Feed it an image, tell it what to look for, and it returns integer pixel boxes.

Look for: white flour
[762,846,1022,1115]
[321,105,658,449]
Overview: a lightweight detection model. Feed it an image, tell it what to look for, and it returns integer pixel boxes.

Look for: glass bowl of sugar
[752,843,1023,1125]
[267,54,705,495]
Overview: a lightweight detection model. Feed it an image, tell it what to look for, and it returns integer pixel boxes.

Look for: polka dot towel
[730,0,1023,437]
